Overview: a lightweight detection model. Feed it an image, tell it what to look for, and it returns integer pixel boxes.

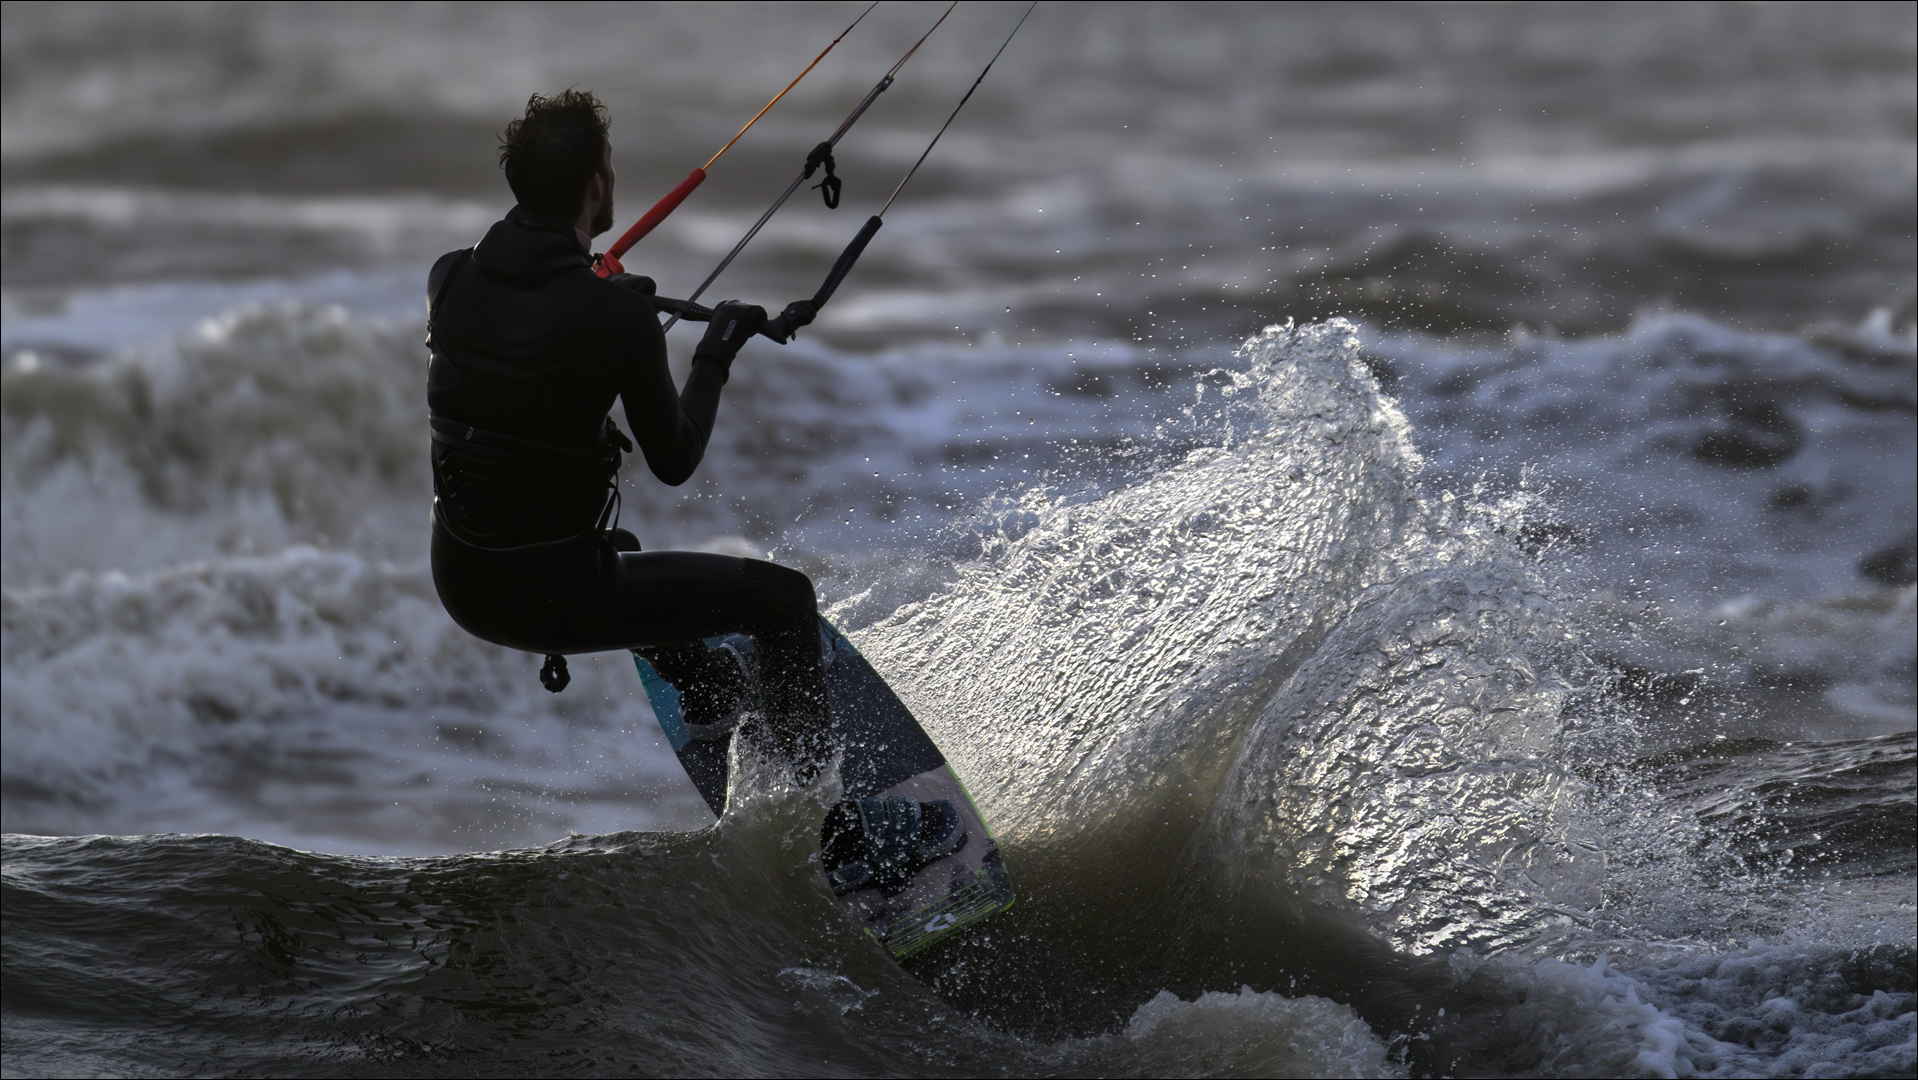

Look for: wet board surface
[633,618,1014,961]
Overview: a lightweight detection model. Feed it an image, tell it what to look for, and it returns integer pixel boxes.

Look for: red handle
[611,168,706,260]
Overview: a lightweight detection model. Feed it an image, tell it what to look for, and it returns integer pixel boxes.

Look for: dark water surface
[3,3,1913,1076]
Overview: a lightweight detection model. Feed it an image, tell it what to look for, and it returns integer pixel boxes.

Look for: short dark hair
[499,89,610,216]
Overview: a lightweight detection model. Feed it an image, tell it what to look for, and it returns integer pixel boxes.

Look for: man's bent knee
[741,558,817,614]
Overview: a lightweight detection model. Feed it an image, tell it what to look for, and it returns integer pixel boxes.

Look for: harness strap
[430,416,629,542]
[428,415,612,466]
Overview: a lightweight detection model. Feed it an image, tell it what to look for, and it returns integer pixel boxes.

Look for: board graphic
[634,618,1014,959]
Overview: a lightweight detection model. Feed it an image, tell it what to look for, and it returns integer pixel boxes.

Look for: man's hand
[608,273,656,296]
[693,300,767,365]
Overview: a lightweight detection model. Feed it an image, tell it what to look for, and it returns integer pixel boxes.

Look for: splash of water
[850,319,1603,960]
[855,322,1420,846]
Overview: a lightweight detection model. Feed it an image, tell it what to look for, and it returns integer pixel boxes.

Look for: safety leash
[594,2,879,277]
[662,1,958,331]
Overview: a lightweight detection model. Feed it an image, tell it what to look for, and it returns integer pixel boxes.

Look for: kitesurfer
[424,90,828,769]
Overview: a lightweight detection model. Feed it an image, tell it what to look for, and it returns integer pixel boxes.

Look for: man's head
[499,89,614,237]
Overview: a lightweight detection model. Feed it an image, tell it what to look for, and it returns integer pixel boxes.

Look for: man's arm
[615,295,765,486]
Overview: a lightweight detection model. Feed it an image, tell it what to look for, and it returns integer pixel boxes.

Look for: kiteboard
[633,618,1014,960]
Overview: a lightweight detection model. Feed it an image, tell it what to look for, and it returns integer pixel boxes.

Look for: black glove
[608,273,656,296]
[760,299,818,344]
[693,300,767,365]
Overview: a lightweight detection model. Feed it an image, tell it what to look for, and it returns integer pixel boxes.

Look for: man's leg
[431,530,830,768]
[602,551,830,769]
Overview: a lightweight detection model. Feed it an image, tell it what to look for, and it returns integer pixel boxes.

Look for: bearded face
[590,177,614,237]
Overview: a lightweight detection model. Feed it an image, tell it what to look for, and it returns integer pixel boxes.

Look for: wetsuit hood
[471,205,591,285]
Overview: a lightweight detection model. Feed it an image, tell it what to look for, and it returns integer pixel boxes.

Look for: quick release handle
[596,168,707,276]
[813,215,884,308]
[617,169,705,257]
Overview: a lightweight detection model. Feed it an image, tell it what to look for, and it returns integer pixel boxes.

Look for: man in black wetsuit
[426,90,828,769]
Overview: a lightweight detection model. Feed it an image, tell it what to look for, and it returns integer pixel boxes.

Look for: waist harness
[429,414,632,547]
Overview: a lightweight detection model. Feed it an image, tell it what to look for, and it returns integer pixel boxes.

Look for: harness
[427,249,637,693]
[427,414,631,539]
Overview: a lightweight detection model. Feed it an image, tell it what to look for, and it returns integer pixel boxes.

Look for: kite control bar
[660,2,955,330]
[728,3,1037,345]
[651,212,882,343]
[654,3,1036,347]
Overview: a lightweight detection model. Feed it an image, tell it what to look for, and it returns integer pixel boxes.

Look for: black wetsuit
[425,205,826,758]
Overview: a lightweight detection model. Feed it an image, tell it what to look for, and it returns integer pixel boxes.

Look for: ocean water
[2,2,1913,1077]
